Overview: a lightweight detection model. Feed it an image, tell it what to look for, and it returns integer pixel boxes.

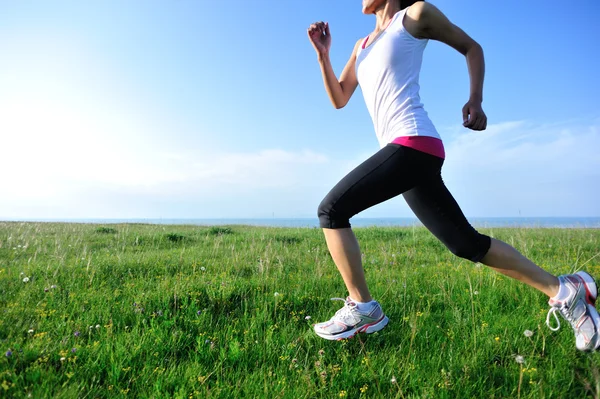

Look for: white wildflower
[524,330,534,338]
[515,355,525,364]
[23,277,30,283]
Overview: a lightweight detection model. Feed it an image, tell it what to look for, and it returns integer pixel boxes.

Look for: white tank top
[356,8,441,148]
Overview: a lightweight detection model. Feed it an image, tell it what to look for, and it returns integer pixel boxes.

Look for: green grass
[1,222,599,398]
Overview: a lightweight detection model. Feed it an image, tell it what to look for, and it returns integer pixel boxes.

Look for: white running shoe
[313,297,389,341]
[546,271,600,351]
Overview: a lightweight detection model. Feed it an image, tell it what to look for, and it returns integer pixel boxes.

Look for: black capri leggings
[317,143,491,263]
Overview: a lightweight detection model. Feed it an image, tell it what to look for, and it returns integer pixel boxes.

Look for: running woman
[306,0,599,351]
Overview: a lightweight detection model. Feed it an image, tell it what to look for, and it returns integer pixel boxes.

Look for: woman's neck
[373,2,401,31]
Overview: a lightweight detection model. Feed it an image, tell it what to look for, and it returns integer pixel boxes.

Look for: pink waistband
[391,136,445,159]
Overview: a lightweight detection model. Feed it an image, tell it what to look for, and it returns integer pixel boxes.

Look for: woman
[307,0,599,351]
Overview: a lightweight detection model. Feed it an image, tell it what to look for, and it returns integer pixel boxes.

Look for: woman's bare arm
[308,21,361,109]
[405,2,487,130]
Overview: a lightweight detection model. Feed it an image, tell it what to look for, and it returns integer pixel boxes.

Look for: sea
[3,217,600,229]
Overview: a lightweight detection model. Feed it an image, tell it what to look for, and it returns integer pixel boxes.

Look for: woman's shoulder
[405,1,435,21]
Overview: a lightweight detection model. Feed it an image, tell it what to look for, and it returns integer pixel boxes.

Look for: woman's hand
[307,21,331,57]
[462,100,487,131]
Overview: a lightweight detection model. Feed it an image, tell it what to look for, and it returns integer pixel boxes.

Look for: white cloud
[0,94,336,217]
[185,149,329,189]
[440,120,600,217]
[2,115,598,218]
[0,97,180,194]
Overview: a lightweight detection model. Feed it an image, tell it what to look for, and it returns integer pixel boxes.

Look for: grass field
[1,222,599,398]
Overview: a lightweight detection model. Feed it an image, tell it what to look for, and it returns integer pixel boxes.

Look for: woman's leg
[318,144,443,302]
[402,173,559,297]
[403,171,600,351]
[481,239,559,297]
[322,228,371,302]
[314,144,442,339]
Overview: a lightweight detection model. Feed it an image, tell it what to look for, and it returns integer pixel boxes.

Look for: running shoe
[546,271,600,351]
[313,297,389,340]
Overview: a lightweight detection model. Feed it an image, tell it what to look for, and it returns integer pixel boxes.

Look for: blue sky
[1,0,598,219]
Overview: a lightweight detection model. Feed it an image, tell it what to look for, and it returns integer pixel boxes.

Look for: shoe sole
[585,304,600,351]
[314,315,389,341]
[575,271,600,351]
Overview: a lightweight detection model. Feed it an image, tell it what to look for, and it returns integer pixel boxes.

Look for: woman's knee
[317,197,351,229]
[446,233,491,263]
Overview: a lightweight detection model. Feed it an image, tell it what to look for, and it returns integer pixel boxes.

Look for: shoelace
[546,307,563,332]
[546,304,580,332]
[330,297,359,323]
